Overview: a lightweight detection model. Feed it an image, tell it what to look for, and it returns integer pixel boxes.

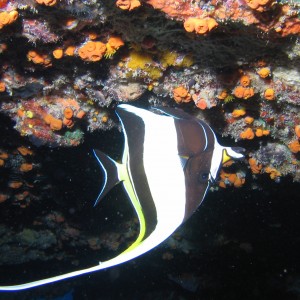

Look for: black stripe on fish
[116,106,158,239]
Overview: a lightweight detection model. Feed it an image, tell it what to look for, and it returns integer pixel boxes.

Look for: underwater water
[0,111,300,300]
[0,0,300,298]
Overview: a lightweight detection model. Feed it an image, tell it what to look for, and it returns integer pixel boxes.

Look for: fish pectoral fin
[93,149,123,206]
[179,155,189,169]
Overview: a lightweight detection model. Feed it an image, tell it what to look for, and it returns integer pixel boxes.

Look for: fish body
[0,104,244,291]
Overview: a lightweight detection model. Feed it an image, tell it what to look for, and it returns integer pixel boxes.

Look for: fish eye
[198,172,209,183]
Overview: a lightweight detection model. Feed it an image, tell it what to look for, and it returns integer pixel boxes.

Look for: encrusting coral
[35,0,57,6]
[0,0,299,186]
[116,0,141,11]
[240,128,255,140]
[183,17,218,35]
[27,50,52,67]
[78,41,107,62]
[173,86,191,103]
[0,10,18,30]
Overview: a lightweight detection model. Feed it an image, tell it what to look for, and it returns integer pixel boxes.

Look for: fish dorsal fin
[93,149,123,206]
[151,107,192,120]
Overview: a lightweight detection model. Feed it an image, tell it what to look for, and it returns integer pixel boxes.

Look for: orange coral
[173,86,191,103]
[220,170,236,185]
[219,181,226,188]
[116,0,141,11]
[0,10,18,30]
[223,160,234,167]
[263,129,270,136]
[20,163,33,172]
[105,36,124,58]
[64,107,73,119]
[102,115,109,123]
[0,193,8,203]
[17,146,33,156]
[0,43,6,53]
[63,118,74,128]
[234,86,245,98]
[56,97,81,111]
[196,98,207,110]
[281,18,300,37]
[245,0,260,10]
[240,75,251,87]
[88,32,98,40]
[249,158,262,174]
[0,152,8,159]
[245,0,273,12]
[147,0,298,36]
[0,0,8,9]
[62,107,74,128]
[50,118,63,131]
[255,128,269,137]
[53,48,63,59]
[244,116,254,124]
[234,86,254,99]
[17,109,25,118]
[265,167,281,180]
[256,59,267,67]
[240,128,255,139]
[107,36,124,49]
[288,140,300,153]
[184,17,218,35]
[219,170,245,188]
[35,0,56,6]
[44,114,63,131]
[217,90,228,100]
[226,173,237,184]
[264,88,275,100]
[15,191,29,201]
[233,176,245,188]
[0,81,5,92]
[257,67,271,78]
[43,114,52,125]
[8,181,23,189]
[65,46,75,56]
[78,41,106,62]
[27,50,52,67]
[294,125,300,138]
[64,18,78,29]
[76,110,86,119]
[255,128,263,137]
[243,87,255,99]
[232,108,246,118]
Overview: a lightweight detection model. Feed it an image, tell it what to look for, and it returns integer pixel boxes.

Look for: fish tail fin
[93,149,125,206]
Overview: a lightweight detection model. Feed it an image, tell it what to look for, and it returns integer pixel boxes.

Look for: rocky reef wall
[0,0,299,289]
[0,0,299,186]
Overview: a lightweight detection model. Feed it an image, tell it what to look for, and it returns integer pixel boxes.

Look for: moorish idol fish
[0,104,244,291]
